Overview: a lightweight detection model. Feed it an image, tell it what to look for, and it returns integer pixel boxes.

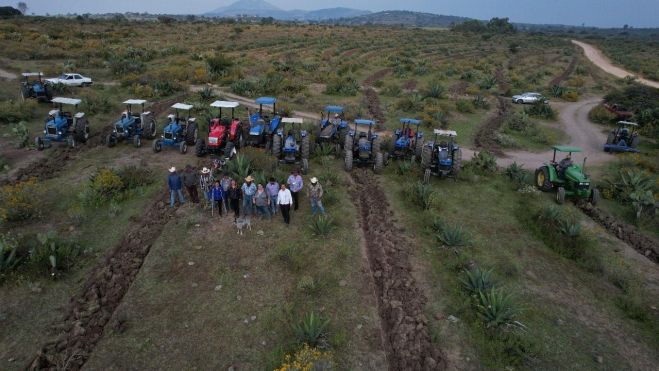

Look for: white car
[46,73,93,87]
[511,92,547,104]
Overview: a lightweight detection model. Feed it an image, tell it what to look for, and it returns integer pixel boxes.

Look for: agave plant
[538,206,561,224]
[559,220,581,237]
[505,162,529,186]
[0,234,21,276]
[437,224,470,247]
[396,161,413,176]
[550,85,565,98]
[308,215,335,236]
[293,311,330,347]
[460,267,495,295]
[313,143,334,158]
[226,154,252,181]
[411,182,435,210]
[423,84,445,99]
[476,289,525,330]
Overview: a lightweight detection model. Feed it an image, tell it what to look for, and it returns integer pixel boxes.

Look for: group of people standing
[167,165,326,225]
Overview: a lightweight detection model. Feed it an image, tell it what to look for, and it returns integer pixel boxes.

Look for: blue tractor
[20,72,52,102]
[35,97,90,150]
[317,105,349,153]
[390,118,425,161]
[344,119,385,173]
[272,117,310,174]
[604,121,640,153]
[421,129,462,183]
[106,99,157,148]
[247,97,281,148]
[152,103,198,155]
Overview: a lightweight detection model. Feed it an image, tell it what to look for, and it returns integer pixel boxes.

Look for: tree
[17,2,27,15]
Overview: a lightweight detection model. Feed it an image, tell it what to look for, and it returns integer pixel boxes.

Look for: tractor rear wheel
[74,118,89,143]
[186,122,198,145]
[453,148,462,175]
[195,139,205,157]
[302,159,309,174]
[344,149,353,171]
[44,85,52,101]
[301,135,310,160]
[133,135,141,148]
[414,137,425,159]
[179,141,187,154]
[373,137,382,155]
[344,134,353,154]
[147,119,157,139]
[374,152,384,174]
[556,187,566,204]
[35,137,44,151]
[606,132,615,144]
[421,144,432,168]
[590,188,601,206]
[20,86,28,101]
[535,167,552,192]
[225,141,235,159]
[630,136,639,148]
[334,143,341,157]
[106,134,117,148]
[272,134,282,159]
[423,169,431,184]
[153,139,162,153]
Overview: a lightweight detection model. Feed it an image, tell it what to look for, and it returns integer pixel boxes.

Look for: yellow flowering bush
[85,168,124,205]
[275,344,334,371]
[0,178,42,223]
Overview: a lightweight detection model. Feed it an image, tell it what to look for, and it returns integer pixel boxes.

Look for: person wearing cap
[266,177,279,215]
[330,113,341,127]
[253,183,271,220]
[307,177,325,216]
[287,169,303,211]
[182,165,199,204]
[167,167,185,208]
[199,167,213,205]
[220,172,232,214]
[242,176,257,216]
[227,179,242,221]
[277,183,293,224]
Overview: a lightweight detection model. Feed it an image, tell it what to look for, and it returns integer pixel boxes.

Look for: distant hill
[327,10,472,27]
[204,0,369,21]
[0,6,22,17]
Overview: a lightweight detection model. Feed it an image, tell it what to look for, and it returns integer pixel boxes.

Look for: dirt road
[0,67,17,80]
[572,40,659,89]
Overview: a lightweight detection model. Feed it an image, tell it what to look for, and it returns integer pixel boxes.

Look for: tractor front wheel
[147,119,157,139]
[272,134,282,159]
[152,139,162,153]
[423,169,431,184]
[301,135,310,160]
[179,141,188,154]
[556,187,566,204]
[133,135,141,148]
[590,189,601,206]
[301,159,309,175]
[373,152,384,174]
[35,137,44,151]
[344,149,353,171]
[414,137,425,159]
[535,167,552,192]
[421,144,432,168]
[195,139,205,157]
[106,134,117,148]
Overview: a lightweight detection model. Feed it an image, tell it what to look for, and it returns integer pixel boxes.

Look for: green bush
[524,101,555,119]
[468,151,497,174]
[561,90,579,102]
[12,121,29,148]
[0,178,43,223]
[0,233,21,279]
[293,311,330,347]
[206,53,234,78]
[476,289,525,330]
[324,75,360,96]
[505,162,529,187]
[505,111,533,132]
[396,161,413,176]
[455,99,475,113]
[29,232,83,277]
[588,104,617,125]
[312,143,334,158]
[408,182,436,210]
[0,99,37,124]
[226,154,252,181]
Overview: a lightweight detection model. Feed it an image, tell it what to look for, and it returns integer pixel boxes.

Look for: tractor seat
[285,135,296,149]
[320,124,334,137]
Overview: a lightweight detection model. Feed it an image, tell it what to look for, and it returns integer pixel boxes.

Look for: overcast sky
[2,0,657,28]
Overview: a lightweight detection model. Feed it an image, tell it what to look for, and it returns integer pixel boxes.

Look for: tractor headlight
[43,130,46,134]
[58,131,62,135]
[580,182,589,186]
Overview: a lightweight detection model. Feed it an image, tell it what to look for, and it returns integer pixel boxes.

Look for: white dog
[234,217,252,235]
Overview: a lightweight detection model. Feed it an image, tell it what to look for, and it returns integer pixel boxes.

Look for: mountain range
[204,0,370,21]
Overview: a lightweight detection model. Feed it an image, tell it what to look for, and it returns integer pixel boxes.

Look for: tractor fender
[546,164,559,182]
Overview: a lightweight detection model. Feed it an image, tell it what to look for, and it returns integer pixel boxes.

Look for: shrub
[308,215,335,236]
[468,151,497,174]
[293,311,330,347]
[550,85,565,98]
[561,90,579,102]
[116,165,154,189]
[206,53,234,78]
[505,162,529,187]
[382,83,402,97]
[29,232,83,277]
[86,168,124,205]
[396,161,413,176]
[476,289,525,330]
[12,121,29,148]
[588,104,616,125]
[0,99,37,124]
[231,79,257,97]
[312,143,334,158]
[0,233,21,278]
[324,75,360,96]
[297,275,321,296]
[275,343,334,371]
[524,101,555,119]
[505,111,532,132]
[472,95,490,109]
[0,178,42,223]
[275,244,304,272]
[455,99,475,113]
[460,267,495,296]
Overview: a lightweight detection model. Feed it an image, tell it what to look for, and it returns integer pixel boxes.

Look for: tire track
[473,96,510,156]
[351,169,444,370]
[28,191,175,370]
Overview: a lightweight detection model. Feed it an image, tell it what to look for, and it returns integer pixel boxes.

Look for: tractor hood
[46,115,68,129]
[164,122,181,133]
[114,115,135,129]
[564,165,589,183]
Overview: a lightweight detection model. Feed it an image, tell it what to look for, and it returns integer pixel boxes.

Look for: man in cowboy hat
[241,175,257,216]
[182,164,200,204]
[199,167,213,206]
[167,166,185,208]
[307,177,325,216]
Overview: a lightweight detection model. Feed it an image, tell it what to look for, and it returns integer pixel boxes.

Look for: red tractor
[196,100,244,158]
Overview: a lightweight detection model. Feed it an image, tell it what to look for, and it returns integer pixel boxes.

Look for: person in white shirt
[277,183,293,224]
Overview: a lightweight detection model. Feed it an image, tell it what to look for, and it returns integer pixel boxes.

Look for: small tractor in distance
[344,119,384,173]
[604,121,640,153]
[421,129,462,183]
[390,118,424,161]
[247,96,281,148]
[152,103,197,154]
[535,145,600,205]
[35,97,89,150]
[196,100,244,158]
[316,105,349,154]
[272,117,311,174]
[106,99,157,148]
[20,72,52,102]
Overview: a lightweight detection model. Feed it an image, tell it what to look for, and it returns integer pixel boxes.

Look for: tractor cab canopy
[325,105,344,113]
[210,101,240,109]
[434,129,457,137]
[617,121,638,127]
[123,99,147,115]
[22,72,44,80]
[51,97,81,107]
[400,118,421,125]
[551,145,582,163]
[354,119,375,126]
[255,97,277,105]
[171,103,194,122]
[282,117,304,124]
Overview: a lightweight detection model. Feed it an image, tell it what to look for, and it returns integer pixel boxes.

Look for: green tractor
[535,145,600,205]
